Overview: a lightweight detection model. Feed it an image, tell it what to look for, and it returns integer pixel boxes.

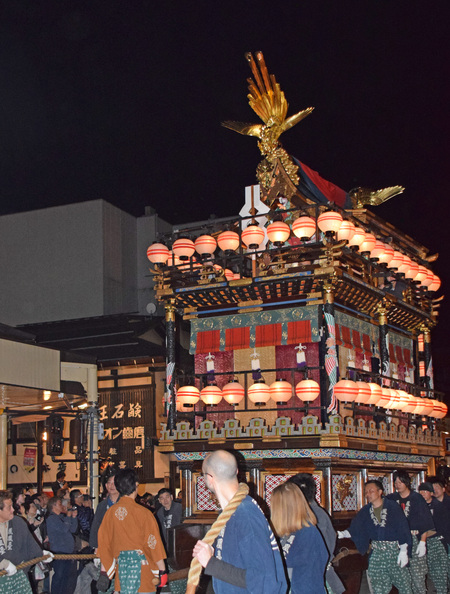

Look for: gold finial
[222,52,314,188]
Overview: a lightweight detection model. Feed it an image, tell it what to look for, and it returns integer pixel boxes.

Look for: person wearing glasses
[192,450,287,593]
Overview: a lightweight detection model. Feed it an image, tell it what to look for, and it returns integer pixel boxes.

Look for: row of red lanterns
[176,378,447,419]
[147,212,440,292]
[334,379,447,418]
[176,378,320,408]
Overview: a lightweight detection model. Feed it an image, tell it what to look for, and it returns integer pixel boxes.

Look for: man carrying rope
[192,450,287,593]
[0,490,53,594]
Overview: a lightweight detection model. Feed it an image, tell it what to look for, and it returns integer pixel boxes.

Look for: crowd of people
[2,457,450,593]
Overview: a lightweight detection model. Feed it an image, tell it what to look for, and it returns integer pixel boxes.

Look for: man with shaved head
[193,450,286,593]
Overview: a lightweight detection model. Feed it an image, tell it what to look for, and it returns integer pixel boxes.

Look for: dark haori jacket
[349,497,412,555]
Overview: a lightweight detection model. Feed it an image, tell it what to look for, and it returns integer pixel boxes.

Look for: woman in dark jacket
[271,481,329,593]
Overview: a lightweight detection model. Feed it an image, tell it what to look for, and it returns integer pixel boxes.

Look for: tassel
[205,353,215,383]
[250,349,261,381]
[295,344,306,368]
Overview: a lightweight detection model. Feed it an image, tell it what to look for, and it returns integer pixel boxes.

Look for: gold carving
[222,52,314,189]
[349,186,404,208]
[234,443,254,450]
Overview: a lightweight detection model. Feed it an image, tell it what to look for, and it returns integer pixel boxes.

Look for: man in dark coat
[155,488,183,550]
[0,490,52,593]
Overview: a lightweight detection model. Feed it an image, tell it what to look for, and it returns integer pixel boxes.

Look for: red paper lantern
[270,379,292,404]
[359,233,377,254]
[147,243,170,264]
[405,260,419,280]
[172,238,195,260]
[200,385,223,406]
[366,383,382,406]
[295,379,320,402]
[428,274,441,292]
[176,386,200,407]
[242,223,265,249]
[388,250,404,270]
[248,381,271,405]
[348,227,366,249]
[266,221,290,246]
[222,380,245,405]
[377,243,394,265]
[194,235,217,257]
[369,241,386,261]
[217,231,240,253]
[336,220,356,242]
[292,216,316,240]
[355,381,371,404]
[334,379,358,402]
[317,211,343,234]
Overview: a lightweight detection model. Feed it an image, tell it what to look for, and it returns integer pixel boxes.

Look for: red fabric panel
[255,324,282,348]
[403,348,411,365]
[300,161,347,207]
[352,330,363,353]
[362,334,372,356]
[341,326,353,349]
[395,346,405,365]
[196,330,221,354]
[389,343,397,362]
[287,321,312,345]
[335,325,341,346]
[225,327,250,351]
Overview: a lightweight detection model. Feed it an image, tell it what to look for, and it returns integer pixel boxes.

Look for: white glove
[397,544,408,567]
[416,540,426,558]
[93,558,101,568]
[337,530,351,539]
[3,561,17,576]
[42,550,54,563]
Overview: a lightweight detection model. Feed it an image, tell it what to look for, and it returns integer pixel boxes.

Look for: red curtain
[395,346,405,365]
[389,343,397,363]
[255,324,282,347]
[362,334,372,356]
[340,326,353,349]
[196,330,221,354]
[287,320,312,344]
[225,327,250,351]
[352,330,363,353]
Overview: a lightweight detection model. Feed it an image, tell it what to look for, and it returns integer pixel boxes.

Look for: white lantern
[222,380,245,405]
[176,386,200,408]
[248,381,271,405]
[295,379,320,402]
[270,379,292,404]
[200,385,223,406]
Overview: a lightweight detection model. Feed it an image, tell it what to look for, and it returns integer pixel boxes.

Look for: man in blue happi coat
[386,470,435,594]
[192,450,287,594]
[338,479,412,594]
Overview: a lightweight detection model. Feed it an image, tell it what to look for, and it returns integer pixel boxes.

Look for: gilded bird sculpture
[222,52,314,188]
[349,185,405,208]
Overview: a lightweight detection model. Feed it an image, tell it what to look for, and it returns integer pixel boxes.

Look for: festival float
[147,52,446,589]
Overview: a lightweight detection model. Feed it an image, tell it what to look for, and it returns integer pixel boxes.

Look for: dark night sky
[0,2,449,391]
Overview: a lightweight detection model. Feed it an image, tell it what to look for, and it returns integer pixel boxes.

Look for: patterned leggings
[408,534,427,594]
[426,537,448,594]
[367,542,412,594]
[0,571,33,594]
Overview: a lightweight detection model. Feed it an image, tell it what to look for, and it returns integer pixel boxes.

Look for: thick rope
[184,482,249,594]
[0,553,96,577]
